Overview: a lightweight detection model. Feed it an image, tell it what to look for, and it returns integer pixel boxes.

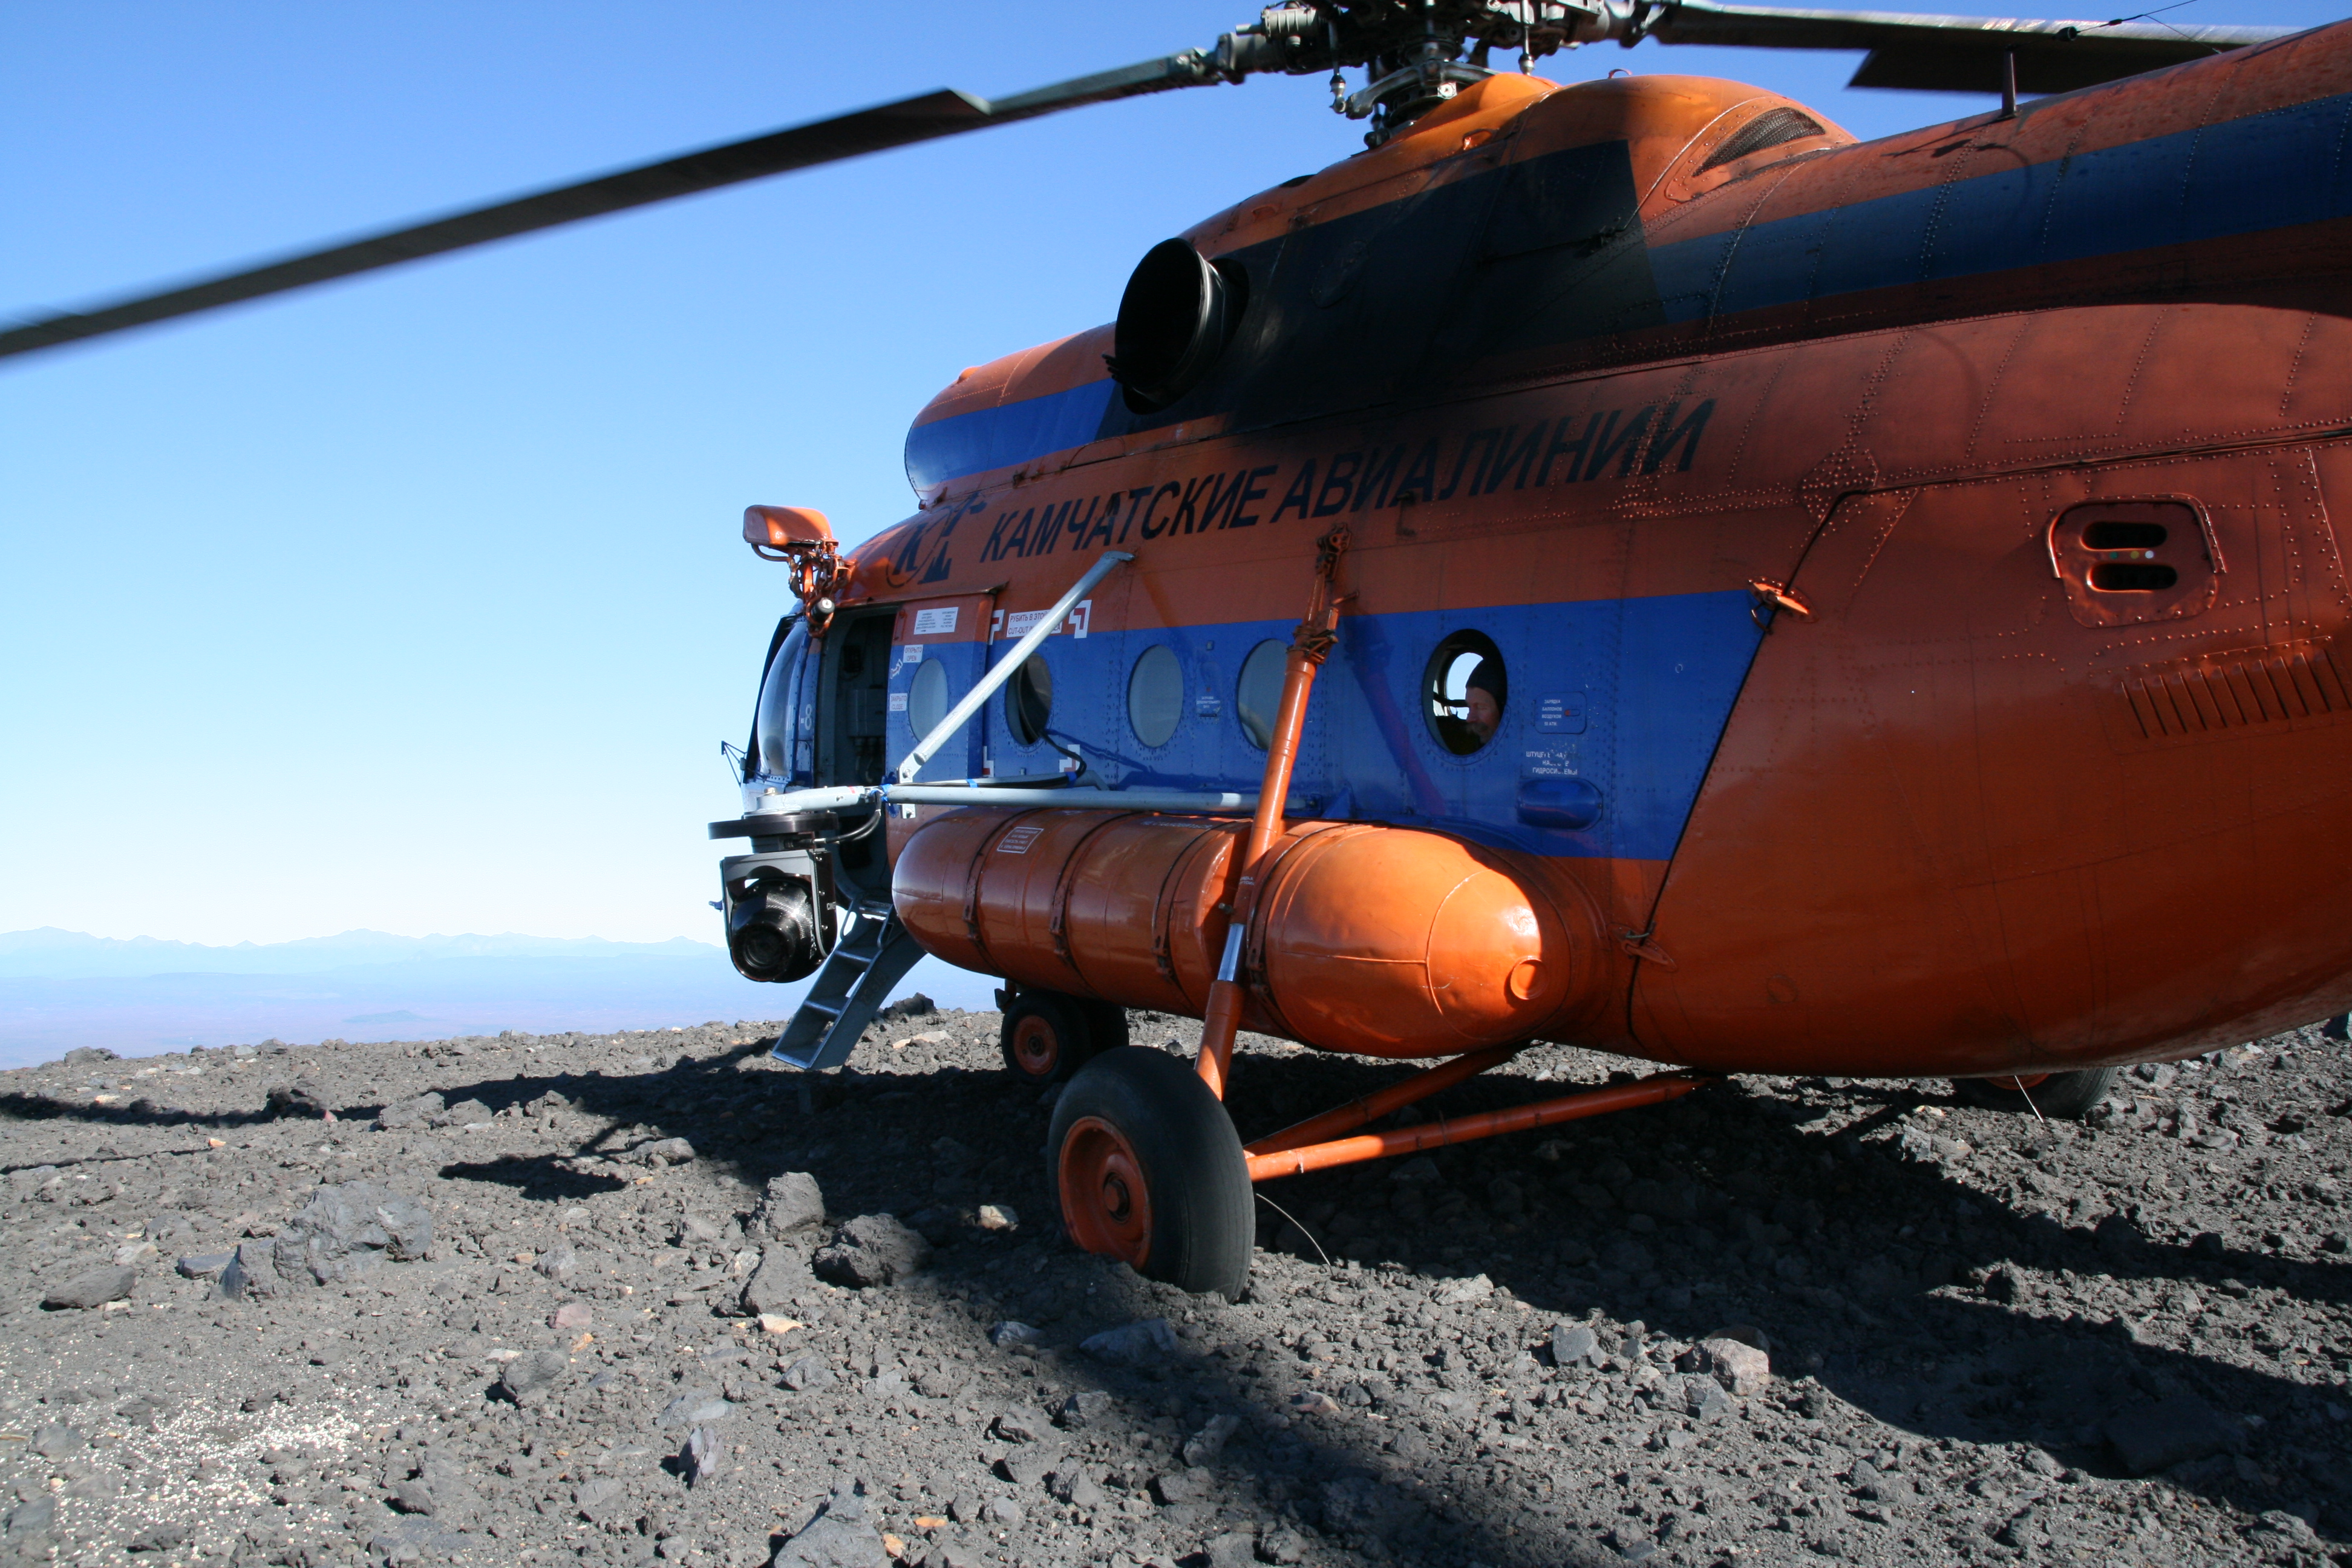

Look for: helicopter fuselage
[742,27,2352,1079]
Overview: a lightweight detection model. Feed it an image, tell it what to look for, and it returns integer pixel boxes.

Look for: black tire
[999,991,1094,1085]
[1953,1067,2119,1120]
[1048,1047,1254,1300]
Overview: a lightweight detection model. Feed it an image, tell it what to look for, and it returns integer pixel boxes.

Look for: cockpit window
[752,619,810,780]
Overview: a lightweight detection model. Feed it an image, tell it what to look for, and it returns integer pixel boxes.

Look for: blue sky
[2,0,2332,949]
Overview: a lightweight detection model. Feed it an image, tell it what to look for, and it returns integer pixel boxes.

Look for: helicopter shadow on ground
[1220,1051,2352,1530]
[407,1042,1628,1568]
[417,1035,2352,1547]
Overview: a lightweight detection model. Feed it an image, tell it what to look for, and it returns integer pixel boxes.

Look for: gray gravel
[0,1008,2345,1566]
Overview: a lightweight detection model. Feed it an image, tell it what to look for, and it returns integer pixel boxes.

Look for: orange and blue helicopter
[7,2,2342,1298]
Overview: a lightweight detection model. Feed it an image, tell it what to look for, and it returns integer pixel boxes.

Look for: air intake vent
[1698,108,1826,173]
[2120,645,2352,741]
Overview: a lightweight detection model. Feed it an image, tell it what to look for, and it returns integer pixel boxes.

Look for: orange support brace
[1243,1043,1527,1158]
[1244,1071,1713,1181]
[1196,527,1348,1100]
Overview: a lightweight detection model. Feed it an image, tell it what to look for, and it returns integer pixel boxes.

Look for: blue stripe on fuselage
[1651,88,2352,319]
[904,379,1117,494]
[897,589,1764,863]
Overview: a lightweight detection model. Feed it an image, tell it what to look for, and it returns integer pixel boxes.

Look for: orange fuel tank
[892,808,1599,1058]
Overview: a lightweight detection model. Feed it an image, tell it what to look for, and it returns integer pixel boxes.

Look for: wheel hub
[1059,1115,1152,1267]
[1012,1016,1060,1076]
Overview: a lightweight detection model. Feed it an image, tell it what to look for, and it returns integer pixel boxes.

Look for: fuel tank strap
[960,811,1044,972]
[1048,812,1144,967]
[1149,820,1238,992]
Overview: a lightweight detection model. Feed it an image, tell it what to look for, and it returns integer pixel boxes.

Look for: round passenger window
[1006,655,1053,746]
[1424,632,1506,755]
[907,658,949,739]
[1127,644,1184,748]
[1235,639,1289,750]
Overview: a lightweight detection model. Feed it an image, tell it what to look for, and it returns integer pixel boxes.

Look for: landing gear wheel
[1000,992,1094,1085]
[1953,1067,2118,1120]
[1048,1047,1253,1300]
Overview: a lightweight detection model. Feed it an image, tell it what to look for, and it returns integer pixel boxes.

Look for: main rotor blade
[0,51,1217,364]
[1638,2,2298,93]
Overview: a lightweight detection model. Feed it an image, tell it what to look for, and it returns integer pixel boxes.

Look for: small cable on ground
[1252,1191,1330,1267]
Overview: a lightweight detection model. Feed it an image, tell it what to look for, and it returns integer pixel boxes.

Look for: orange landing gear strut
[1195,526,1348,1102]
[1244,1064,1713,1181]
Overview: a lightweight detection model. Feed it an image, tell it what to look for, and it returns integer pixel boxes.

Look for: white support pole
[889,784,1292,814]
[892,550,1132,784]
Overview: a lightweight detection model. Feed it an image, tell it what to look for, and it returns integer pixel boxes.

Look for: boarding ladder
[769,898,924,1071]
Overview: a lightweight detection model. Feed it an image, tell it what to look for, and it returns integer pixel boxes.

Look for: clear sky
[2,0,2331,949]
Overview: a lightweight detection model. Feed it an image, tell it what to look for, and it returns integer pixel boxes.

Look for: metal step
[769,903,924,1072]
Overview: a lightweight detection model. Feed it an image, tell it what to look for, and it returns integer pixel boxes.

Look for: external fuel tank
[892,808,1599,1058]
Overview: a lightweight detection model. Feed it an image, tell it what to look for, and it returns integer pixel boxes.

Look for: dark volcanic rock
[811,1214,930,1287]
[42,1265,132,1310]
[374,1090,443,1130]
[498,1348,571,1406]
[270,1180,434,1283]
[740,1247,815,1316]
[771,1484,889,1566]
[759,1171,827,1238]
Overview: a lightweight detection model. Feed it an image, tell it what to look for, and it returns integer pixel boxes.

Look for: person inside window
[1434,655,1505,754]
[1462,660,1503,747]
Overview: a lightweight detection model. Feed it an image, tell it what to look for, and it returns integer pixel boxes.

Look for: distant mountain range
[0,926,720,979]
[0,927,990,1065]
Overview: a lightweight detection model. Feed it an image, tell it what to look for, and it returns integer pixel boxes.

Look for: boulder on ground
[741,1248,815,1316]
[811,1215,930,1288]
[1695,1336,1771,1396]
[682,1425,725,1487]
[1550,1322,1599,1367]
[374,1091,445,1131]
[216,1240,284,1300]
[759,1171,827,1238]
[772,1484,889,1567]
[1079,1318,1178,1365]
[500,1347,572,1406]
[269,1180,434,1284]
[780,1354,834,1391]
[42,1265,133,1310]
[263,1084,330,1119]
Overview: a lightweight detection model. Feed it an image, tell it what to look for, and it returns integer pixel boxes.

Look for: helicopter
[7,2,2339,1300]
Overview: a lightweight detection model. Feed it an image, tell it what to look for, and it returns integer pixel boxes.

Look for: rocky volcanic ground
[0,1003,2345,1568]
